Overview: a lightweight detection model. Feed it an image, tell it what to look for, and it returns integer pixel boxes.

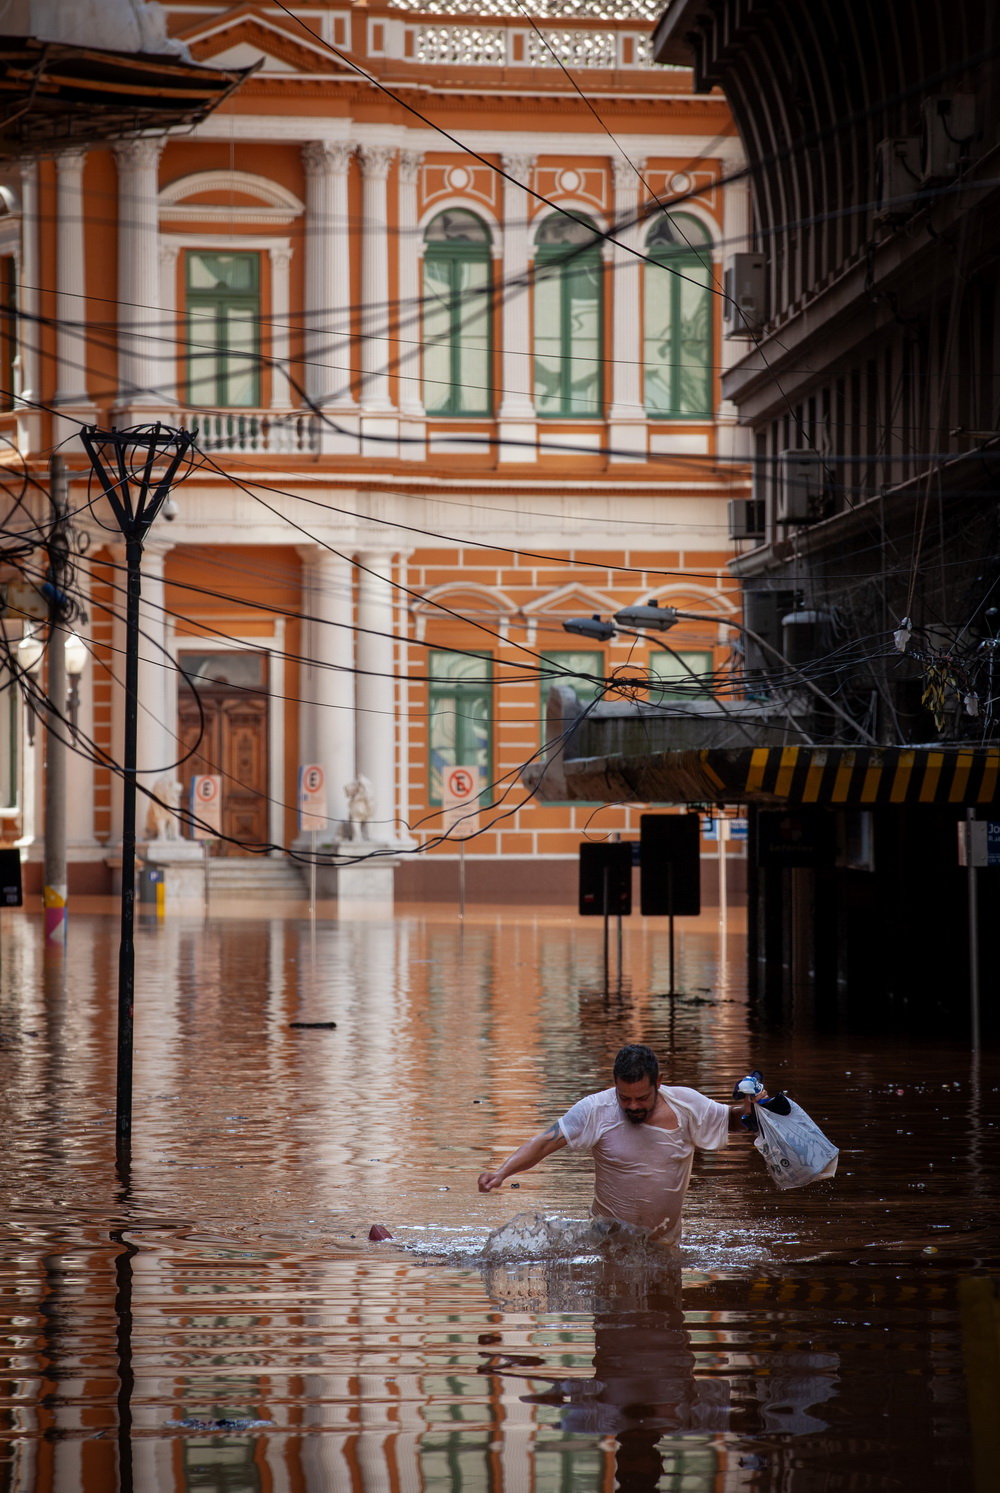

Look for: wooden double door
[178,672,269,857]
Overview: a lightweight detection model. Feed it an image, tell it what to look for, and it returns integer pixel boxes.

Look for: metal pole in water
[310,827,317,921]
[459,840,465,921]
[967,807,981,1053]
[602,862,610,993]
[719,825,727,943]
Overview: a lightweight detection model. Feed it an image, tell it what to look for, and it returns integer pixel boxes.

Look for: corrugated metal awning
[559,745,1000,807]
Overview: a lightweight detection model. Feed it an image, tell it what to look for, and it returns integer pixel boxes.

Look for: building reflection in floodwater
[0,908,993,1492]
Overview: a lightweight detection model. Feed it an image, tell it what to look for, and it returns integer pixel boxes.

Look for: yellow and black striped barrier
[566,746,1000,807]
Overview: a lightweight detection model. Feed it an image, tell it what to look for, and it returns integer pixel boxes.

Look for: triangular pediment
[522,583,618,618]
[177,6,346,75]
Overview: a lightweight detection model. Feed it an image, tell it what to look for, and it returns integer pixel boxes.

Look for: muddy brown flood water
[0,906,997,1492]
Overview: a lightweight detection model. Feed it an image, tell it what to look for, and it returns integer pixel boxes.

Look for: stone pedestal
[142,840,207,914]
[316,841,398,913]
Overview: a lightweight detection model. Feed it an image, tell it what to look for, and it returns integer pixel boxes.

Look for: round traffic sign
[303,765,324,795]
[446,767,476,799]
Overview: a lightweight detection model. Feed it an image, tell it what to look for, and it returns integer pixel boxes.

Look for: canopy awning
[558,745,1000,807]
[0,37,256,157]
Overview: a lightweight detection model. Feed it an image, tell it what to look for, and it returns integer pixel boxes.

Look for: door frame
[167,620,286,856]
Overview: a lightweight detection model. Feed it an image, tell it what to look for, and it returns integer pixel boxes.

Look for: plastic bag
[753,1097,839,1190]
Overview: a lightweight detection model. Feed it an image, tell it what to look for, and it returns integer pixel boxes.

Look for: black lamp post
[80,424,195,1156]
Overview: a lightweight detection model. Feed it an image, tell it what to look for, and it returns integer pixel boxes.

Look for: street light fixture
[64,632,88,732]
[563,615,617,642]
[80,422,195,1158]
[16,626,44,744]
[613,600,679,632]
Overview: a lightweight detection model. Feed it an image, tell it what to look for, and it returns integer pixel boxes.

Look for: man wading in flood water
[477,1044,767,1246]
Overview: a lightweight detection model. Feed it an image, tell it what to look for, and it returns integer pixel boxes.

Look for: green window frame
[649,648,714,702]
[533,213,603,417]
[428,650,493,806]
[423,210,493,416]
[186,251,260,409]
[644,211,713,419]
[540,650,604,805]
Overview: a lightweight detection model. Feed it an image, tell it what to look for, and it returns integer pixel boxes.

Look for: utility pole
[43,454,69,947]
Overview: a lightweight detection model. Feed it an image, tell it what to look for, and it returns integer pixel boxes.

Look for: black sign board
[639,814,701,916]
[579,841,633,916]
[0,848,22,906]
[756,810,835,868]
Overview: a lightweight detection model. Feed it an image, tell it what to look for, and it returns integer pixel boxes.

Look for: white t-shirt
[557,1085,729,1244]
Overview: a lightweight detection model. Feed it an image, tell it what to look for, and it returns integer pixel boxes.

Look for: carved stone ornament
[399,150,425,185]
[146,778,182,841]
[344,775,375,840]
[501,154,536,188]
[302,141,355,177]
[112,137,164,173]
[358,145,396,181]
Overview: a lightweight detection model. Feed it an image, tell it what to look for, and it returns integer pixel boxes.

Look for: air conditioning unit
[873,137,920,223]
[728,498,765,541]
[920,95,975,182]
[723,253,767,337]
[776,450,823,525]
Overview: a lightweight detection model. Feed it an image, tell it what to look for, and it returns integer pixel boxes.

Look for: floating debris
[289,1021,337,1029]
[369,1224,393,1241]
[168,1417,275,1432]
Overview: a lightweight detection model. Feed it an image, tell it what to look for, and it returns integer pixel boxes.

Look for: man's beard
[623,1107,651,1124]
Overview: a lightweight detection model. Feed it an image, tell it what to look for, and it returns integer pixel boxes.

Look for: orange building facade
[1,0,750,900]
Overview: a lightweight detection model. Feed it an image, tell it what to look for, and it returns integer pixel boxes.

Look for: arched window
[423,209,492,416]
[644,212,713,418]
[533,213,603,417]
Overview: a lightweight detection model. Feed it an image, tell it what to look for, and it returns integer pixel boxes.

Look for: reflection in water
[0,908,994,1491]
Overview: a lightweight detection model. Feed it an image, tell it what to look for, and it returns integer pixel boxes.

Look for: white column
[609,156,646,458]
[397,149,425,420]
[302,141,355,409]
[135,542,174,795]
[113,137,164,409]
[267,245,294,409]
[16,160,41,452]
[358,145,396,413]
[354,549,397,842]
[298,545,355,833]
[54,150,94,411]
[498,153,536,460]
[66,558,98,848]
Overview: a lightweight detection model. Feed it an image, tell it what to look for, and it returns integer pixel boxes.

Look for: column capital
[359,144,396,181]
[268,244,294,273]
[55,148,87,175]
[112,137,164,173]
[302,140,354,177]
[611,156,645,191]
[502,154,536,188]
[398,150,424,185]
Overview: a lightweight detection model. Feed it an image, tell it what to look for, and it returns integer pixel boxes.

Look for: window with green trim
[428,650,492,805]
[186,251,260,408]
[644,212,713,418]
[533,214,603,417]
[540,650,604,716]
[649,648,714,702]
[540,650,603,805]
[423,210,492,415]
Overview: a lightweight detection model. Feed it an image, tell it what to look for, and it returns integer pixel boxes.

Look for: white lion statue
[344,775,375,841]
[146,777,182,841]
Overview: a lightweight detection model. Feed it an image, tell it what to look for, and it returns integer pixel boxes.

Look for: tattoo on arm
[543,1123,561,1139]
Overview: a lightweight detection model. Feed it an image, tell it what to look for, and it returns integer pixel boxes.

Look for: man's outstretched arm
[478,1122,568,1192]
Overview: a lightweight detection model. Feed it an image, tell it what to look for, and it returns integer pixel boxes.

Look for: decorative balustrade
[186,410,321,456]
[392,0,662,16]
[412,22,655,66]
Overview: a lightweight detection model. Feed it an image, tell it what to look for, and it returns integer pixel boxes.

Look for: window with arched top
[423,209,493,416]
[533,213,603,418]
[644,211,714,419]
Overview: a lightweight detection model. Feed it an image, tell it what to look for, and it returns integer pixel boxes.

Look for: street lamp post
[80,423,195,1156]
[16,627,44,744]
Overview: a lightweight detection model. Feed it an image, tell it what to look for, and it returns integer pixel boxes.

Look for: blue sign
[987,822,1000,866]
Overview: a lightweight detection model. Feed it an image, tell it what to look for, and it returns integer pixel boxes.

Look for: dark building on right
[654,0,1000,1035]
